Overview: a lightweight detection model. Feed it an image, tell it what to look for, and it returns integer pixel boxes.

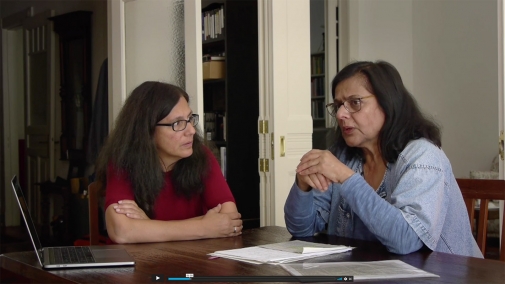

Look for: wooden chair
[456,178,505,261]
[88,181,106,245]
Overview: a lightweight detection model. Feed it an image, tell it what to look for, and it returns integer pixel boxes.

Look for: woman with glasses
[284,61,482,258]
[95,81,242,243]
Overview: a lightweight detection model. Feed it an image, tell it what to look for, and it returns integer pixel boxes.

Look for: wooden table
[1,226,504,283]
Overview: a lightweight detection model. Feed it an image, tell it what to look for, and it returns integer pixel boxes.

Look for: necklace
[160,157,170,172]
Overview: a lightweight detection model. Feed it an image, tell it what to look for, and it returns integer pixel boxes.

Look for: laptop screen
[11,175,44,261]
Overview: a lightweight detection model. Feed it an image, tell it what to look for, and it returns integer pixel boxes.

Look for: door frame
[107,0,127,128]
[498,0,504,247]
[2,7,34,227]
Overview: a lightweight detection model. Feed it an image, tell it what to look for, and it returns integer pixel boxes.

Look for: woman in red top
[95,81,242,243]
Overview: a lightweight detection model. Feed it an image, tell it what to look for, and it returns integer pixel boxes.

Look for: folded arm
[106,201,242,243]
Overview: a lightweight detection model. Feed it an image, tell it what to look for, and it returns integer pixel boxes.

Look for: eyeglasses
[325,95,374,115]
[156,114,199,132]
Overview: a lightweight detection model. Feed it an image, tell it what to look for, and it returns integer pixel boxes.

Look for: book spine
[220,147,226,179]
[222,115,226,141]
[201,4,225,42]
[204,112,216,141]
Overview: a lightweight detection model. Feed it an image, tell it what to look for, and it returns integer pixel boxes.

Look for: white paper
[260,240,352,254]
[209,240,353,265]
[281,260,439,281]
[302,247,344,254]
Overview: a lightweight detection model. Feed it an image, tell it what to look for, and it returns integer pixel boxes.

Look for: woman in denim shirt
[284,61,482,258]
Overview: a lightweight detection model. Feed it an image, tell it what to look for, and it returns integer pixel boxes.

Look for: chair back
[88,181,104,245]
[456,178,505,261]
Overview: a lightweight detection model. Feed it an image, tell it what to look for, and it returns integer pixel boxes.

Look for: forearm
[218,201,238,214]
[186,202,237,221]
[341,174,423,254]
[284,182,321,237]
[106,201,240,243]
[106,207,210,243]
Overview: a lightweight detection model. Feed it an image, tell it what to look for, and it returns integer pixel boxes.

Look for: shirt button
[346,213,350,218]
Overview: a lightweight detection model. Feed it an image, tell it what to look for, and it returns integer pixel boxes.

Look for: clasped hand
[202,203,243,237]
[296,149,354,191]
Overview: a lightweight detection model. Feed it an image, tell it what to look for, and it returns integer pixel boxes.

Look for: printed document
[259,240,352,254]
[209,240,353,265]
[281,260,439,281]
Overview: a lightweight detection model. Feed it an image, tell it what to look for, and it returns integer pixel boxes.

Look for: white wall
[124,0,185,95]
[345,0,498,178]
[412,0,498,178]
[347,0,414,92]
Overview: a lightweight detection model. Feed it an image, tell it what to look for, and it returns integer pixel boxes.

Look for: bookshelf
[201,0,259,229]
[311,52,325,129]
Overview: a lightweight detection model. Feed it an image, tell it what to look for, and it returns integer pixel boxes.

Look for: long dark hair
[331,61,441,163]
[95,81,209,218]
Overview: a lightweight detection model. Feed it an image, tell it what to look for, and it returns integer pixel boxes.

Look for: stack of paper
[281,260,439,281]
[208,240,353,265]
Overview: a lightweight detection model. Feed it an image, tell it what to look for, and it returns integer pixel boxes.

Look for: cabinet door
[258,0,312,226]
[23,10,56,223]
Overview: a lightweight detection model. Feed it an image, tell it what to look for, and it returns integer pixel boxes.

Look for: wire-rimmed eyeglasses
[325,95,374,115]
[156,114,199,132]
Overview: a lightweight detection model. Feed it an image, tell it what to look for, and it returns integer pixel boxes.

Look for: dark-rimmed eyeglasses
[325,95,374,115]
[156,114,199,132]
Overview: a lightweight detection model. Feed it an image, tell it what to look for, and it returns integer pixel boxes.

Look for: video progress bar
[167,276,353,282]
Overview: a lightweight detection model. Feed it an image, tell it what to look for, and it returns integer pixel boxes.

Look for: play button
[151,274,164,282]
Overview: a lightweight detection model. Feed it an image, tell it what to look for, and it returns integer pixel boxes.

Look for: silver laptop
[11,175,135,269]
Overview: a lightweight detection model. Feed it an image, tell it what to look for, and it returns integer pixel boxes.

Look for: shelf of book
[201,0,259,229]
[311,52,326,130]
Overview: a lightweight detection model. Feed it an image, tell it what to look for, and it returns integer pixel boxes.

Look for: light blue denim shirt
[284,138,483,258]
